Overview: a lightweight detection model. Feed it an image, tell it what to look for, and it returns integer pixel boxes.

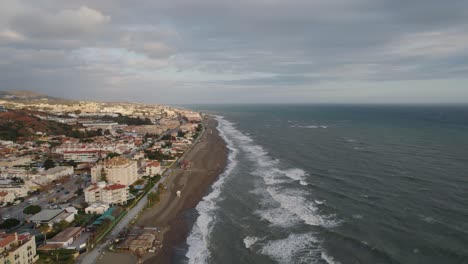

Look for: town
[0,92,203,263]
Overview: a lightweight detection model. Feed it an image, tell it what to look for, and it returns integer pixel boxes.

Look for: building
[85,203,110,215]
[28,208,76,227]
[84,182,129,205]
[0,180,28,198]
[145,161,161,176]
[0,105,6,112]
[44,227,84,248]
[63,150,100,163]
[0,156,32,168]
[42,166,74,181]
[91,156,138,186]
[0,232,38,264]
[0,191,15,204]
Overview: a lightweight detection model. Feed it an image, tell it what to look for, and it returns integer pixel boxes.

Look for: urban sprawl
[0,97,203,263]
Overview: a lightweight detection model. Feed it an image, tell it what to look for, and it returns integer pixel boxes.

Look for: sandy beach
[100,116,228,264]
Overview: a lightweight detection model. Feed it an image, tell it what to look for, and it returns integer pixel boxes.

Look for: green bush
[0,218,20,229]
[23,205,42,215]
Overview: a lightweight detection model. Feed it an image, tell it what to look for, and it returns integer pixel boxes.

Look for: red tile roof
[146,161,160,167]
[0,192,9,197]
[103,184,126,190]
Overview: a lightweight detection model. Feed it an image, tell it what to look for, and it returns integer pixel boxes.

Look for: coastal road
[77,119,206,264]
[77,172,169,264]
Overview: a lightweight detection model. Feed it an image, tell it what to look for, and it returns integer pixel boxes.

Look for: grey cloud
[0,0,468,103]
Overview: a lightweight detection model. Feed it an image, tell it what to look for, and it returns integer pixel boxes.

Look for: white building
[28,208,76,227]
[91,156,138,186]
[84,182,129,205]
[63,151,100,163]
[42,166,74,181]
[85,203,110,215]
[0,180,28,198]
[0,233,38,264]
[0,192,15,204]
[145,161,161,176]
[0,156,32,168]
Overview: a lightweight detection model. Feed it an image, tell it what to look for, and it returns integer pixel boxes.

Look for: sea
[176,104,468,264]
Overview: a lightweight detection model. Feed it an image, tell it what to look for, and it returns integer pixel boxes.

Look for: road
[0,174,86,221]
[77,168,172,264]
[77,119,205,264]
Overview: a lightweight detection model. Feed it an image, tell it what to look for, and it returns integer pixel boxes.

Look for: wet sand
[137,116,227,263]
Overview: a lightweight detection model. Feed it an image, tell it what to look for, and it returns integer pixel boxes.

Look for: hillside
[0,109,78,142]
[0,90,78,105]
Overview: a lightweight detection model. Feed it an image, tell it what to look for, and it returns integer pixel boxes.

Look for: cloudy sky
[1,0,468,104]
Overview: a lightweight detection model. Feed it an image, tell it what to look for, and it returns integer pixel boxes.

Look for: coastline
[101,115,228,264]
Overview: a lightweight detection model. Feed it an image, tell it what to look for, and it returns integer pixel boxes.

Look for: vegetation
[161,134,172,140]
[0,218,20,229]
[43,159,55,170]
[37,248,77,264]
[0,110,77,142]
[144,149,171,161]
[106,152,121,159]
[177,130,186,137]
[100,168,107,182]
[23,205,42,215]
[91,114,152,125]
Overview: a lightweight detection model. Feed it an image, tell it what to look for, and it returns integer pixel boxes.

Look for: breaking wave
[185,116,239,264]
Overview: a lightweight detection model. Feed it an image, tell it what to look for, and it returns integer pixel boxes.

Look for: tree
[100,168,107,182]
[106,152,120,159]
[23,205,42,215]
[66,160,77,168]
[177,130,185,137]
[0,218,20,229]
[43,159,55,170]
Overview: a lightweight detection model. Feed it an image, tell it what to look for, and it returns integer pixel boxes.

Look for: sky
[1,0,468,104]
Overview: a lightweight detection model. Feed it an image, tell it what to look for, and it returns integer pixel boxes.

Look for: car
[65,191,70,194]
[2,215,10,220]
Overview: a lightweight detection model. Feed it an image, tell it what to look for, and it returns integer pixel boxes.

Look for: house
[85,203,110,215]
[0,232,38,264]
[84,182,129,205]
[63,150,100,163]
[28,208,76,227]
[91,156,138,186]
[0,156,32,168]
[0,192,15,204]
[42,166,74,181]
[0,180,28,198]
[145,161,161,176]
[44,227,84,248]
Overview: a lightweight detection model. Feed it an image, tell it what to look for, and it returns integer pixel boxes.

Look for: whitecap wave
[237,131,338,228]
[185,116,239,264]
[321,251,342,264]
[261,233,322,264]
[243,236,260,249]
[291,125,328,129]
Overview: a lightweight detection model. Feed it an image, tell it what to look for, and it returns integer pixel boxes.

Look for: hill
[0,90,78,105]
[0,109,77,142]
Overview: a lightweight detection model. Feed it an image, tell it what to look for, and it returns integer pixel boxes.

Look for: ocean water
[179,104,468,264]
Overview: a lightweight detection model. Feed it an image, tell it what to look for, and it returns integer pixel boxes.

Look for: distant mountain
[0,90,78,104]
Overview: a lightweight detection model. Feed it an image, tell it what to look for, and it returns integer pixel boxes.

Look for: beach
[101,116,228,264]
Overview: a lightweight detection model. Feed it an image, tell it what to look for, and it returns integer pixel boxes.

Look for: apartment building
[84,182,129,205]
[0,233,38,264]
[91,156,138,186]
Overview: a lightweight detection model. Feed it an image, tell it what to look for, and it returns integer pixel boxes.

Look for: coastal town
[0,91,209,263]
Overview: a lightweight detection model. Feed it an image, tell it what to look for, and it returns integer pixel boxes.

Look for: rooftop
[29,209,64,222]
[48,227,83,243]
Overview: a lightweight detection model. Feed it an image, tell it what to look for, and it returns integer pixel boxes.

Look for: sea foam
[260,233,321,264]
[185,116,239,264]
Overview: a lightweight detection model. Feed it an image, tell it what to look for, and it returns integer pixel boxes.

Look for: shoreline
[101,115,228,264]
